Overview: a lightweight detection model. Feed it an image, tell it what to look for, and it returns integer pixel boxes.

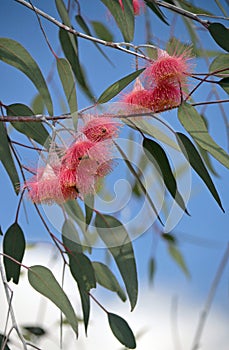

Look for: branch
[14,0,148,61]
[154,0,210,28]
[0,259,28,350]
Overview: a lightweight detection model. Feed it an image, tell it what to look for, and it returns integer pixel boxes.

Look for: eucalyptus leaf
[92,261,126,301]
[176,132,224,211]
[209,54,229,76]
[0,122,20,194]
[3,223,25,284]
[7,103,50,147]
[143,137,189,214]
[97,68,145,103]
[208,22,229,52]
[28,265,78,336]
[56,58,77,114]
[178,102,229,169]
[0,38,53,115]
[144,0,168,25]
[100,0,134,42]
[108,312,136,349]
[217,77,229,94]
[95,214,138,310]
[91,21,114,42]
[168,244,190,277]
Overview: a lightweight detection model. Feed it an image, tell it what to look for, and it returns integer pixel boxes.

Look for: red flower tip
[145,50,192,88]
[119,0,144,15]
[150,82,181,112]
[61,140,95,169]
[24,166,78,204]
[82,116,120,142]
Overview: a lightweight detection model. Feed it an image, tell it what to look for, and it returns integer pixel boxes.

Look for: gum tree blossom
[24,115,121,204]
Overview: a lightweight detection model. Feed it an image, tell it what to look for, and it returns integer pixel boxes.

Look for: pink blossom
[144,50,192,88]
[149,82,181,112]
[61,140,95,170]
[82,116,120,142]
[24,166,78,204]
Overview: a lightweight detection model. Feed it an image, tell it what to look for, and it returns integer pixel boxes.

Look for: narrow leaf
[95,214,138,310]
[144,0,169,25]
[143,138,189,214]
[68,253,96,333]
[108,312,136,349]
[62,219,82,254]
[0,122,20,194]
[168,244,190,277]
[209,54,229,76]
[7,103,50,147]
[149,258,156,284]
[208,22,229,52]
[92,261,126,301]
[59,29,94,100]
[56,58,77,114]
[217,77,229,94]
[0,38,53,115]
[97,68,145,103]
[91,20,114,42]
[28,265,78,336]
[178,102,229,169]
[100,0,134,42]
[55,0,71,27]
[3,223,25,284]
[176,132,224,211]
[84,194,94,229]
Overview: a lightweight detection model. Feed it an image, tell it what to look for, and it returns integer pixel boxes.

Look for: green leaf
[28,265,78,336]
[168,244,190,277]
[84,194,94,229]
[144,0,169,25]
[97,68,145,103]
[59,29,94,100]
[95,214,138,310]
[7,103,50,147]
[62,219,82,254]
[68,253,96,333]
[0,334,11,350]
[91,20,114,42]
[3,223,25,284]
[55,0,71,27]
[0,38,53,115]
[123,117,180,150]
[143,137,189,214]
[75,15,114,66]
[23,326,46,337]
[108,312,136,349]
[56,58,77,114]
[0,122,20,194]
[208,22,229,52]
[31,94,45,114]
[0,226,3,236]
[100,0,134,42]
[217,77,229,94]
[178,102,229,169]
[209,54,229,76]
[176,132,224,211]
[92,261,126,301]
[115,141,164,226]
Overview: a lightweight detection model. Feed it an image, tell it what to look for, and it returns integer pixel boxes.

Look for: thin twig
[191,243,229,350]
[154,0,210,28]
[14,0,148,61]
[0,259,28,350]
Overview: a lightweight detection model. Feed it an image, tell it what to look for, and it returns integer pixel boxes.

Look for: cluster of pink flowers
[119,0,144,15]
[24,116,120,204]
[123,49,192,112]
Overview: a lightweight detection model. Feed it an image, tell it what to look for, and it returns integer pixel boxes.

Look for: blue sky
[0,1,229,348]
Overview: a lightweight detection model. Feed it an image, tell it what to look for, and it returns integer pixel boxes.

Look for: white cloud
[0,244,228,350]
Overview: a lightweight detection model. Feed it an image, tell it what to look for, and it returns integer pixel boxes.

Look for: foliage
[0,0,228,349]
